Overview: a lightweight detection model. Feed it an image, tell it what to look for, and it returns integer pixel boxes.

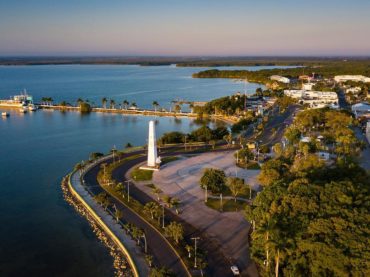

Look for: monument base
[139,165,160,171]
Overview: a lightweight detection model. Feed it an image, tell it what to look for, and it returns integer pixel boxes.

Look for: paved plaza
[151,151,260,276]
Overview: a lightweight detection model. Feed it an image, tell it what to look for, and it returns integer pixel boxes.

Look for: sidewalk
[70,168,150,277]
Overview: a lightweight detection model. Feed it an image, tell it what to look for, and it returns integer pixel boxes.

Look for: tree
[151,186,163,201]
[200,168,226,194]
[76,98,84,107]
[171,198,180,214]
[190,126,213,142]
[102,97,107,109]
[162,195,172,208]
[227,177,245,202]
[144,202,160,219]
[89,152,104,161]
[164,222,184,244]
[174,104,181,113]
[131,102,137,109]
[223,133,233,147]
[149,267,174,277]
[152,101,159,112]
[235,148,254,165]
[114,182,125,196]
[185,244,193,258]
[125,142,133,148]
[74,162,83,176]
[145,255,154,267]
[123,100,129,109]
[110,99,115,109]
[209,140,216,149]
[114,207,123,222]
[80,102,92,113]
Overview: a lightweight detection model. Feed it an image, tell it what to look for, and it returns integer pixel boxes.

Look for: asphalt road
[83,152,190,277]
[257,105,299,146]
[84,147,237,277]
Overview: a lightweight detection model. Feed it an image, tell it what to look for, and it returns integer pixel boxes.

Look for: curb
[67,171,140,277]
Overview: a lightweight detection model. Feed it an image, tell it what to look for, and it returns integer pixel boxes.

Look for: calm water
[0,65,290,276]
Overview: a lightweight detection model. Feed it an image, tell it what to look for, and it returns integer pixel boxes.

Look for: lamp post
[191,237,200,268]
[160,203,165,228]
[204,185,208,203]
[125,180,131,202]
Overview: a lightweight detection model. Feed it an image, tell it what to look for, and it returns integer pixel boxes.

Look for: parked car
[231,265,240,275]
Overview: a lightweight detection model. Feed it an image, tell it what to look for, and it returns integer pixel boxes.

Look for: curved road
[84,147,239,277]
[83,152,190,277]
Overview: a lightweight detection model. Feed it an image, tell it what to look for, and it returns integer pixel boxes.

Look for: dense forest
[245,108,370,276]
[192,60,370,83]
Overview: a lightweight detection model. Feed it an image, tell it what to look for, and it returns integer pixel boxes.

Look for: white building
[345,87,362,94]
[270,75,290,84]
[302,83,314,91]
[334,75,370,83]
[284,89,338,109]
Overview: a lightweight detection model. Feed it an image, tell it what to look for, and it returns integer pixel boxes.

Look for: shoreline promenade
[68,162,150,277]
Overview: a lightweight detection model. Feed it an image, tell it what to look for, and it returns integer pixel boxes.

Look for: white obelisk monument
[147,120,158,168]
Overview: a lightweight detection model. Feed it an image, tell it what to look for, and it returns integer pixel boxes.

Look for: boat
[1,112,9,117]
[19,107,27,113]
[0,90,35,109]
[28,104,37,111]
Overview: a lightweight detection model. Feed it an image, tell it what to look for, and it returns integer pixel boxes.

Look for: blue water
[0,65,290,276]
[0,64,294,109]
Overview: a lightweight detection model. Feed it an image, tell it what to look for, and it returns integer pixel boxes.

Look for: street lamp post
[142,232,147,253]
[191,237,200,268]
[125,180,131,202]
[220,193,223,211]
[160,203,165,228]
[205,185,208,203]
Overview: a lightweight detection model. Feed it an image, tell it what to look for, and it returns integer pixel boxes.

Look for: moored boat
[1,112,9,117]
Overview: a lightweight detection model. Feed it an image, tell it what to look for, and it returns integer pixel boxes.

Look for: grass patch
[131,167,153,181]
[145,183,156,189]
[161,156,180,165]
[205,198,247,212]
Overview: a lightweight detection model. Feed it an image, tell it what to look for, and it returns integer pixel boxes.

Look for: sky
[0,0,369,56]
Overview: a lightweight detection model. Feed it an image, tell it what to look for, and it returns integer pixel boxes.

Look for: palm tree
[110,99,115,109]
[144,202,159,219]
[171,197,181,214]
[152,101,159,112]
[162,195,173,208]
[102,97,107,109]
[76,98,84,107]
[145,255,153,267]
[114,206,123,222]
[131,102,137,109]
[267,233,291,277]
[164,222,183,244]
[74,163,83,177]
[185,244,193,258]
[254,217,277,271]
[123,100,129,109]
[151,186,163,201]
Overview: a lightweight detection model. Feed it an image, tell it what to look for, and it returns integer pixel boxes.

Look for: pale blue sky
[0,0,369,56]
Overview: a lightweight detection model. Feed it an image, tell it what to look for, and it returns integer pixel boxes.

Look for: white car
[231,265,240,275]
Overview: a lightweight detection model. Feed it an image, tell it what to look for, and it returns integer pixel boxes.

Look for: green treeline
[192,61,370,83]
[246,108,370,276]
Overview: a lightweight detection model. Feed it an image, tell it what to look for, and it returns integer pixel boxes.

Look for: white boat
[28,104,37,111]
[1,112,9,117]
[0,90,35,109]
[19,107,27,113]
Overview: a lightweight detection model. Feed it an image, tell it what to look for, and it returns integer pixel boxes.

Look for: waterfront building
[334,75,370,83]
[284,89,338,109]
[270,75,290,84]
